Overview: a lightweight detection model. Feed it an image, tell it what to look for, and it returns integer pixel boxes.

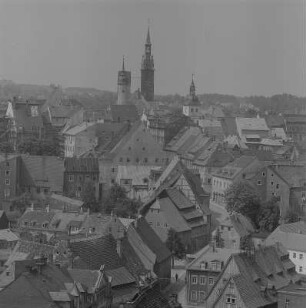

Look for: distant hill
[0,80,305,114]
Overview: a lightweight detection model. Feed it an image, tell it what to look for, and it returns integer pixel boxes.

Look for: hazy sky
[0,0,305,96]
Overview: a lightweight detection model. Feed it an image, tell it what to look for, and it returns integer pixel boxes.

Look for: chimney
[116,239,122,258]
[46,204,50,213]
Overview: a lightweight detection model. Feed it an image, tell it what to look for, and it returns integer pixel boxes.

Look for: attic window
[257,181,262,185]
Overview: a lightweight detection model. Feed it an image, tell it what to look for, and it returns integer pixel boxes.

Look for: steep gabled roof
[64,157,99,173]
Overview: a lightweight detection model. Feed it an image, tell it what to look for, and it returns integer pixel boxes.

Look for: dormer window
[42,222,48,228]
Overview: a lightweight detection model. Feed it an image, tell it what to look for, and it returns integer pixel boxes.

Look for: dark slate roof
[19,209,55,228]
[0,263,72,308]
[64,157,99,173]
[105,266,136,287]
[69,235,122,270]
[221,117,238,136]
[132,217,171,263]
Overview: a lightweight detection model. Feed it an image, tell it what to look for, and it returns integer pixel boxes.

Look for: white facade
[288,250,306,275]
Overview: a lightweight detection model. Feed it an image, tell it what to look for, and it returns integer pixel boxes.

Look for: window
[293,252,296,258]
[5,179,10,185]
[69,175,74,182]
[262,172,266,177]
[126,158,130,162]
[208,277,214,285]
[142,147,146,151]
[5,170,10,176]
[6,162,9,167]
[42,223,48,228]
[156,222,160,227]
[228,227,231,231]
[199,276,206,285]
[164,223,168,228]
[226,295,236,305]
[32,221,36,227]
[271,173,274,177]
[155,158,159,163]
[299,266,303,273]
[144,158,148,163]
[191,291,197,301]
[119,157,123,162]
[299,254,303,260]
[257,180,262,185]
[78,186,82,191]
[271,181,274,185]
[199,291,205,302]
[4,188,10,198]
[111,168,115,173]
[211,262,217,271]
[111,179,115,184]
[285,298,290,308]
[276,184,280,189]
[191,275,198,284]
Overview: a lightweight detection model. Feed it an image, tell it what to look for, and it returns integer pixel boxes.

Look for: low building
[265,221,306,275]
[277,281,306,308]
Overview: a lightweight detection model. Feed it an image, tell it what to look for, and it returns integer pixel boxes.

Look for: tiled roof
[266,222,306,253]
[131,217,171,263]
[0,263,73,308]
[21,155,65,193]
[51,211,88,232]
[236,117,269,137]
[105,266,136,287]
[0,229,19,242]
[48,193,84,211]
[212,244,300,308]
[68,268,105,292]
[69,235,122,270]
[82,214,113,236]
[187,245,239,271]
[19,209,55,228]
[63,121,96,135]
[64,157,99,172]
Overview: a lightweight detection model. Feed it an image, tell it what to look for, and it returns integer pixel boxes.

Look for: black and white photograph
[0,0,305,307]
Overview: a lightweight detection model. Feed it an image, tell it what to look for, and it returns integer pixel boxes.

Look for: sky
[0,0,305,96]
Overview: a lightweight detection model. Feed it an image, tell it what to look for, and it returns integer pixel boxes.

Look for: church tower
[141,26,154,102]
[117,56,131,105]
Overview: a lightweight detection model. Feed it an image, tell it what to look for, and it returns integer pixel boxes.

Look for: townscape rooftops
[236,117,269,133]
[105,266,136,287]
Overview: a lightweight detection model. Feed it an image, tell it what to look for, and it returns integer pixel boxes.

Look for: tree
[284,209,300,224]
[17,137,63,156]
[81,181,100,212]
[103,183,142,218]
[225,181,261,225]
[256,197,280,232]
[166,228,186,259]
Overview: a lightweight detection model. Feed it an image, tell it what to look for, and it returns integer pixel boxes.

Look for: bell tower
[141,26,154,102]
[117,56,131,105]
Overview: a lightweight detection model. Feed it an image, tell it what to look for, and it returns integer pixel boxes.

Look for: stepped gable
[69,234,122,270]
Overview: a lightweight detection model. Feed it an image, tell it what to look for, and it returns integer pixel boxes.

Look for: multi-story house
[206,244,301,308]
[265,221,306,275]
[217,212,255,249]
[141,187,210,253]
[211,155,262,207]
[186,245,239,305]
[64,157,100,200]
[284,113,306,148]
[5,98,46,149]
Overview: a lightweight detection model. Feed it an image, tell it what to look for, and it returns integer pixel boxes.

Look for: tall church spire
[190,74,196,98]
[141,23,154,102]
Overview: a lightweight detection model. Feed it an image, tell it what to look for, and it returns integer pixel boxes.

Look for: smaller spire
[146,26,151,45]
[122,56,125,71]
[190,74,196,97]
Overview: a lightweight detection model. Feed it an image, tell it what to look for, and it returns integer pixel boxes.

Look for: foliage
[103,183,142,218]
[256,197,280,232]
[225,181,261,225]
[17,137,63,157]
[284,209,300,224]
[165,228,186,259]
[0,141,14,153]
[240,234,254,252]
[81,181,100,212]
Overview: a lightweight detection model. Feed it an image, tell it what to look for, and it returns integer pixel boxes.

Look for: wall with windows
[289,250,306,275]
[187,268,219,305]
[211,176,233,206]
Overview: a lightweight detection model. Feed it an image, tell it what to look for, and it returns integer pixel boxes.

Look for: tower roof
[146,26,151,45]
